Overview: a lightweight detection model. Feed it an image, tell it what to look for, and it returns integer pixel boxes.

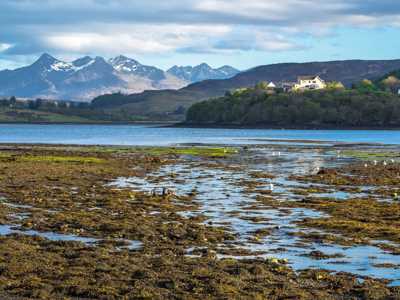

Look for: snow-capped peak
[166,63,239,83]
[109,55,141,73]
[32,54,74,73]
[50,61,74,72]
[32,54,107,74]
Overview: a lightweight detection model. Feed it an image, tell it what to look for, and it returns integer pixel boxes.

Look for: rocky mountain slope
[0,54,239,101]
[167,63,239,83]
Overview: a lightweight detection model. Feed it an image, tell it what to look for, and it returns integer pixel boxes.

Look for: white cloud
[46,33,175,54]
[195,1,289,20]
[1,0,400,60]
[44,24,232,55]
[0,43,12,52]
[256,37,303,51]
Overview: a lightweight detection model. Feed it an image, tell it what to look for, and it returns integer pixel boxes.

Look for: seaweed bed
[0,144,399,299]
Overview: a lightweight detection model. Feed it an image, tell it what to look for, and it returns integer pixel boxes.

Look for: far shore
[0,121,177,126]
[0,120,400,130]
[168,122,400,131]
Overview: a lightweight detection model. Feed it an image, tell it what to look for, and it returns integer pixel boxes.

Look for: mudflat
[0,143,399,299]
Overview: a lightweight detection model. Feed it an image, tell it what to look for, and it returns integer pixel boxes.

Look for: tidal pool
[111,145,400,285]
[0,200,144,250]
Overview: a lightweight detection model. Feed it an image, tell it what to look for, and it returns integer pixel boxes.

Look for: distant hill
[0,54,239,101]
[92,59,400,119]
[378,69,400,80]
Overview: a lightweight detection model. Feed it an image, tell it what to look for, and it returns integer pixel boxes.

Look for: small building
[280,82,295,93]
[267,82,276,89]
[293,75,326,91]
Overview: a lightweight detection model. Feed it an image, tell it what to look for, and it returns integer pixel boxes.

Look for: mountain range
[0,54,240,101]
[92,59,400,119]
[167,64,240,83]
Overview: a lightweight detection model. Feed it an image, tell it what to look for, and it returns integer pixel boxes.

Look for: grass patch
[342,150,400,161]
[0,153,12,159]
[0,145,239,157]
[137,146,239,157]
[20,155,106,164]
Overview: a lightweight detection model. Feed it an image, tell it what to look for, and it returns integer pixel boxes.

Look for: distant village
[260,75,400,95]
[230,75,348,98]
[260,75,336,92]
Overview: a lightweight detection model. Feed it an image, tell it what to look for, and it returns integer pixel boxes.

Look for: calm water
[0,124,399,145]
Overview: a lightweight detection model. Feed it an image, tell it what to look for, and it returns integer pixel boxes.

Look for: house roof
[280,82,295,87]
[298,75,321,81]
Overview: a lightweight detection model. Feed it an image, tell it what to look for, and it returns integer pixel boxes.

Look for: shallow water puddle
[0,223,143,250]
[111,146,400,284]
[0,200,143,250]
[0,224,98,244]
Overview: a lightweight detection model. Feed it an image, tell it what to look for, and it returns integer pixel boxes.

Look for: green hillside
[0,107,92,123]
[186,86,400,128]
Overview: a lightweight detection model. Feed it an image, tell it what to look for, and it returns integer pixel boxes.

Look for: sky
[1,0,400,71]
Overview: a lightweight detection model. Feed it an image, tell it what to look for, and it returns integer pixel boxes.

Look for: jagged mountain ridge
[167,63,239,83]
[0,54,239,100]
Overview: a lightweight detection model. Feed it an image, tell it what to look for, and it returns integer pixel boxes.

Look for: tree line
[0,97,141,121]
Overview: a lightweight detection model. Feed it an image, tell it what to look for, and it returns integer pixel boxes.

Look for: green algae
[342,150,400,161]
[135,146,239,157]
[0,149,106,164]
[0,152,12,160]
[20,155,106,164]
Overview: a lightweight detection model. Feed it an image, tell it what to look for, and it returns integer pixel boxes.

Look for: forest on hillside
[186,81,400,128]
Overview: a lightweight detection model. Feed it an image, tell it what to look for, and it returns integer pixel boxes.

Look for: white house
[267,82,276,89]
[293,75,326,91]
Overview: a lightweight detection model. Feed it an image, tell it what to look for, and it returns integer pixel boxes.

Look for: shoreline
[0,121,177,126]
[170,122,400,130]
[0,140,396,149]
[0,121,400,130]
